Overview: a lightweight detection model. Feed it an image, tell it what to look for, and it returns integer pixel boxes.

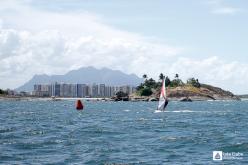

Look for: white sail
[157,78,168,111]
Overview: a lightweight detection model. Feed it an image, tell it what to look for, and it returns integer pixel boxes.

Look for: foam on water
[154,109,194,113]
[171,110,194,113]
[154,110,165,113]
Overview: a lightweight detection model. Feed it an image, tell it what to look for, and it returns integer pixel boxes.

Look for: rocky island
[129,74,240,101]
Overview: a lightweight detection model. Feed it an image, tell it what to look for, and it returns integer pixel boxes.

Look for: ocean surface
[0,100,248,164]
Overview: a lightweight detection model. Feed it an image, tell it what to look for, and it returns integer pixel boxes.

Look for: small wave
[160,136,177,141]
[14,111,35,115]
[152,119,163,121]
[220,142,248,151]
[138,118,148,121]
[154,110,194,113]
[123,109,130,112]
[154,110,165,113]
[0,127,14,133]
[172,110,194,113]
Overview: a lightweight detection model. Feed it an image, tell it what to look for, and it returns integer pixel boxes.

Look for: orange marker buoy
[76,100,84,110]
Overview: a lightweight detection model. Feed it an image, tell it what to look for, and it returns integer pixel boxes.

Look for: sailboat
[157,78,169,111]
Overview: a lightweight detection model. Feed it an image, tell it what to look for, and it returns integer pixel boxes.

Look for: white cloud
[0,29,21,59]
[0,0,247,94]
[206,0,242,15]
[0,19,2,28]
[0,28,181,89]
[212,7,241,15]
[168,57,248,93]
[0,0,183,89]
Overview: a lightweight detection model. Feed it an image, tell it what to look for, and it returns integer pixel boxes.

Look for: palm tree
[159,73,164,81]
[175,73,179,79]
[165,76,171,87]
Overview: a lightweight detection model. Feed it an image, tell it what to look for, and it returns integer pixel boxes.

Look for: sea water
[0,100,248,164]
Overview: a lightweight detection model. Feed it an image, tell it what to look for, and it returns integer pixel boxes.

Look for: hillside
[164,84,239,101]
[132,76,240,101]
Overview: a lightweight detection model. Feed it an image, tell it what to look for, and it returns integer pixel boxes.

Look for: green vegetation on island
[137,73,200,95]
[133,73,240,101]
[0,89,7,95]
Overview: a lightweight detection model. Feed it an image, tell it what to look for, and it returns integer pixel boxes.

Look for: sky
[0,0,248,94]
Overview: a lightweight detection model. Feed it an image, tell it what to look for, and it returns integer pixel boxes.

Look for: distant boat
[157,78,168,111]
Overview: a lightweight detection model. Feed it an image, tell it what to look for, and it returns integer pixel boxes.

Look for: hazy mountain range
[16,67,143,92]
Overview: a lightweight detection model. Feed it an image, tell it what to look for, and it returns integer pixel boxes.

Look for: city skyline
[0,0,248,94]
[33,82,136,98]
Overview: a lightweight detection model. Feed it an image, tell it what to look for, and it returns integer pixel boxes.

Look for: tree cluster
[136,73,201,96]
[187,78,201,88]
[0,89,7,95]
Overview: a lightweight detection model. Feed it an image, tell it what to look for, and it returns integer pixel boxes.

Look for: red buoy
[76,100,84,110]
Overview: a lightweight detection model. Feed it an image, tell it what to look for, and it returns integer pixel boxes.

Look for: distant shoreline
[0,95,244,102]
[0,96,109,101]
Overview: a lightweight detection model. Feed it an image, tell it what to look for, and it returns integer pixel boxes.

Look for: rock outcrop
[131,84,240,101]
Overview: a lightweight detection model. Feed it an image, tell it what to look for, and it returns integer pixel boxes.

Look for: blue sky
[30,0,248,61]
[0,0,248,94]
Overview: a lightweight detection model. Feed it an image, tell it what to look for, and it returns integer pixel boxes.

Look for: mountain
[16,67,143,92]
